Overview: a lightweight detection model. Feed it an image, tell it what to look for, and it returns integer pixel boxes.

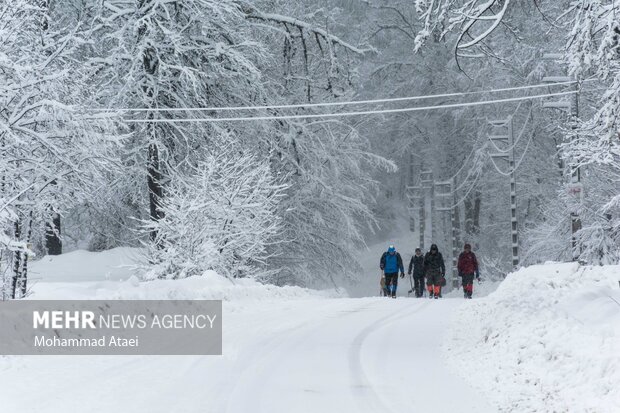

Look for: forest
[1,0,618,298]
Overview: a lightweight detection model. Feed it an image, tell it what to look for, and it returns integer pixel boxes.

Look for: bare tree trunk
[11,220,21,299]
[41,1,62,256]
[464,191,481,237]
[454,203,462,247]
[0,135,6,300]
[18,211,34,297]
[139,0,164,244]
[472,190,481,235]
[552,137,564,179]
[45,206,62,255]
[464,198,473,235]
[147,140,164,242]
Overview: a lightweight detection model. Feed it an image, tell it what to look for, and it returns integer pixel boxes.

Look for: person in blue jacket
[379,245,405,298]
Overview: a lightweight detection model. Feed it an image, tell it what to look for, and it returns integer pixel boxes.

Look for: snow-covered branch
[240,6,374,55]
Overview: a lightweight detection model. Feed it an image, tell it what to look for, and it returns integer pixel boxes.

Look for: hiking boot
[429,292,434,299]
[434,295,438,299]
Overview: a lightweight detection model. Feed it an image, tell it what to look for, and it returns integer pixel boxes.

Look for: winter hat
[464,243,472,250]
[388,245,396,253]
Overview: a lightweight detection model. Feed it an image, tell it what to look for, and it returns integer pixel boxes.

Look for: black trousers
[384,273,398,296]
[413,275,424,297]
[462,273,475,297]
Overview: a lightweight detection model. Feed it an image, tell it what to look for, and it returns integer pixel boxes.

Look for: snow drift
[29,270,343,302]
[26,248,342,302]
[28,247,141,283]
[23,246,345,302]
[444,262,620,412]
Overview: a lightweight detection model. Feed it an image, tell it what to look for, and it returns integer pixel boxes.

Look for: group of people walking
[379,243,479,299]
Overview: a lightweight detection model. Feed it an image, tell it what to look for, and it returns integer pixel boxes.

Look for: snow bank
[29,247,142,282]
[29,270,342,302]
[445,277,502,298]
[444,262,620,412]
[26,249,341,302]
[25,247,342,302]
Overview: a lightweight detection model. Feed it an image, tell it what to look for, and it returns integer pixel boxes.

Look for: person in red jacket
[457,243,479,299]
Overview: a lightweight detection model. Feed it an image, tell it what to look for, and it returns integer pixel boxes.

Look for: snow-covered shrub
[574,187,620,265]
[523,168,620,265]
[575,220,620,265]
[522,193,573,265]
[142,147,287,280]
[478,255,509,281]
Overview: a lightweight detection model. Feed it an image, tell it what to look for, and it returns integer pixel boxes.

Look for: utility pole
[452,176,460,288]
[542,53,582,261]
[407,183,423,237]
[435,180,455,289]
[420,170,433,251]
[406,153,418,233]
[489,116,519,269]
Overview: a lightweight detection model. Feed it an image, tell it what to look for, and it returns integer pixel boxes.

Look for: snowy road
[221,298,493,413]
[1,297,493,413]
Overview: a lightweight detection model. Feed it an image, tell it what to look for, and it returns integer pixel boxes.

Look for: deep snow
[444,262,620,412]
[28,247,142,283]
[1,248,618,412]
[1,296,493,413]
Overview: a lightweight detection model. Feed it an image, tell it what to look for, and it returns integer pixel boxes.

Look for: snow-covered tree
[0,0,117,297]
[562,1,620,262]
[241,1,392,286]
[86,0,268,243]
[410,0,620,265]
[142,145,286,280]
[81,0,387,285]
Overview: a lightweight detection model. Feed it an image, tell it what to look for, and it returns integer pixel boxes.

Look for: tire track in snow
[347,300,430,413]
[219,300,378,413]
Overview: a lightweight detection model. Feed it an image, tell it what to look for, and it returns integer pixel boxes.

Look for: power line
[123,90,577,123]
[445,133,484,186]
[454,144,487,193]
[91,80,587,113]
[448,167,483,210]
[488,105,533,155]
[489,127,536,177]
[488,106,535,177]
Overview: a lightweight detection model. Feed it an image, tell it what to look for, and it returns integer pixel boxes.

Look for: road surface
[1,297,494,413]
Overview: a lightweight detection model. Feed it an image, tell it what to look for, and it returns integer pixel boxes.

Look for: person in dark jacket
[380,245,405,298]
[407,248,425,297]
[457,243,480,299]
[424,244,446,299]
